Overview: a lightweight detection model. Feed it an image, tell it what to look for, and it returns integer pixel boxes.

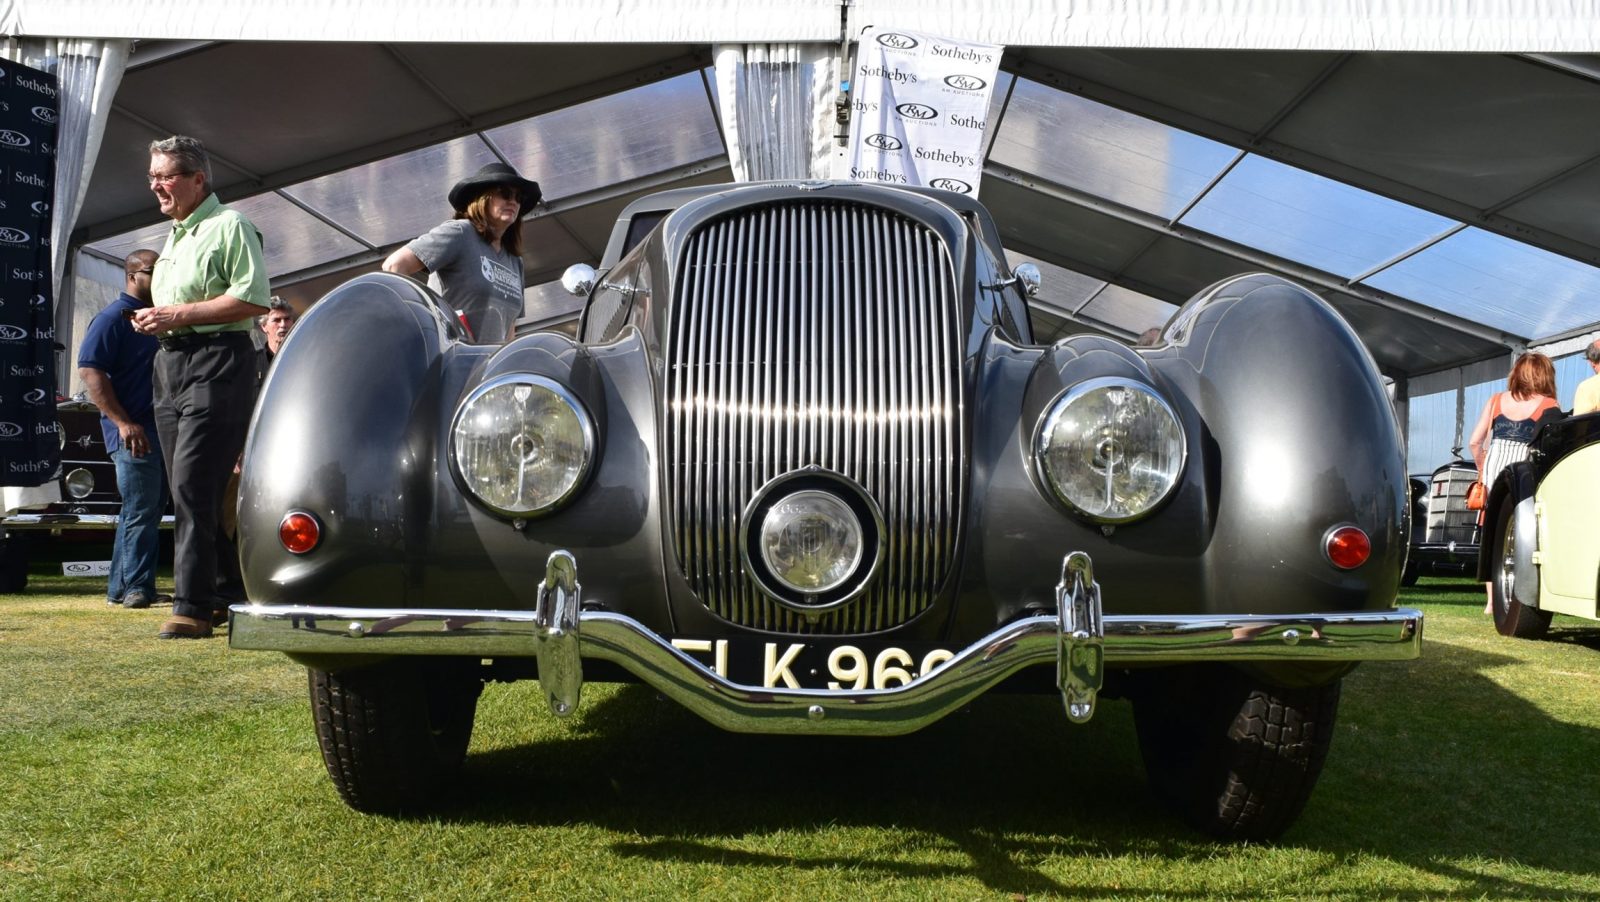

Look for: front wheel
[309,658,484,814]
[1490,498,1551,639]
[1131,665,1340,841]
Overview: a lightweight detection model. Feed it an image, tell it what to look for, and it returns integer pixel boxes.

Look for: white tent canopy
[13,0,1600,473]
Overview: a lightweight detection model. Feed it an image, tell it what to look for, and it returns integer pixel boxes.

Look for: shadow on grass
[395,636,1600,900]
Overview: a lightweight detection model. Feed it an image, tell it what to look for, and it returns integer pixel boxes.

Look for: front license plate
[670,637,955,690]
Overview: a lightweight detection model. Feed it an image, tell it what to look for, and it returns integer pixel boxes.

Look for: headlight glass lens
[64,467,95,499]
[1038,378,1185,523]
[759,490,864,593]
[452,376,593,517]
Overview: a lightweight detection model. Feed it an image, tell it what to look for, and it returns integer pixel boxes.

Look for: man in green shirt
[131,135,270,640]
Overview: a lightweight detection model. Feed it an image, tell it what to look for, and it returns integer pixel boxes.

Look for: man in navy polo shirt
[78,250,165,609]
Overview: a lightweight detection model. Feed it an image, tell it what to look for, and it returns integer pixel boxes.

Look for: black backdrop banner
[0,59,59,487]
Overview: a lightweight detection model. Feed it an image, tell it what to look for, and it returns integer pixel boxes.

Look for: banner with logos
[845,27,1003,198]
[0,60,60,488]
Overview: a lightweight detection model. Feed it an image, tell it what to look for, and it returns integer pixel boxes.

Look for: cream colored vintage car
[1483,411,1600,638]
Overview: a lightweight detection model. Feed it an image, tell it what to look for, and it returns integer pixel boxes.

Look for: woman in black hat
[382,161,541,343]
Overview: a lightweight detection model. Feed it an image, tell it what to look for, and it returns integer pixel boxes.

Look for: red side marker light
[280,511,321,555]
[1324,525,1371,570]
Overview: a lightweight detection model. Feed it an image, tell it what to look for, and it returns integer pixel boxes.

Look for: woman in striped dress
[1467,352,1560,613]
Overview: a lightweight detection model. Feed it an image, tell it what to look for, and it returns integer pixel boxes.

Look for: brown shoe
[157,615,214,640]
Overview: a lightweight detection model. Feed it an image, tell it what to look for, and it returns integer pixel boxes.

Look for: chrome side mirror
[1013,262,1042,297]
[561,264,597,297]
[988,262,1042,297]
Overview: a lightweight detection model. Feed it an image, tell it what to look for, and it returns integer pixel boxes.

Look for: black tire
[309,658,484,814]
[1490,498,1551,639]
[0,533,30,594]
[1131,665,1340,841]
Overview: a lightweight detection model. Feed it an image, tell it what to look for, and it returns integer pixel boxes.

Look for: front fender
[239,273,466,605]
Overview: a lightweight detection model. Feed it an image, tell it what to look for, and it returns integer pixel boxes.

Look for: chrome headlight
[450,374,594,518]
[1036,377,1186,524]
[64,468,95,499]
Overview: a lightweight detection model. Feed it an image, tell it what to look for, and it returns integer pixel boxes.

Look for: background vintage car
[0,396,172,593]
[1405,459,1480,586]
[1481,410,1599,638]
[232,181,1421,840]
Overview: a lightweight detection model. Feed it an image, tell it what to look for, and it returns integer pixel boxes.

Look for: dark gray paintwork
[239,182,1405,663]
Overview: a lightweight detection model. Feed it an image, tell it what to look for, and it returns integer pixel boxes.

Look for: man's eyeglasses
[147,170,193,187]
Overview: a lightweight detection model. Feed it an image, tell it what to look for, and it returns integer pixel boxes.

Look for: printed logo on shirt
[480,255,522,298]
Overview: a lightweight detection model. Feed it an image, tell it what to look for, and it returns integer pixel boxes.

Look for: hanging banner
[845,27,1003,198]
[0,60,60,488]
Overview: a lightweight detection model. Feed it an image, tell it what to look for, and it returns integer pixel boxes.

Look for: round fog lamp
[759,491,863,594]
[64,468,94,499]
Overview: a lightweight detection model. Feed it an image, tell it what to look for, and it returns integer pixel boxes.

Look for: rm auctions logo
[0,324,29,341]
[865,134,904,151]
[0,422,23,439]
[929,177,974,194]
[944,74,988,92]
[0,227,31,245]
[31,106,56,125]
[895,102,938,121]
[0,129,29,149]
[875,32,919,50]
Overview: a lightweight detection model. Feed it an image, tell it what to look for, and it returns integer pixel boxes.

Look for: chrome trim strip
[230,602,1423,736]
[1,514,176,530]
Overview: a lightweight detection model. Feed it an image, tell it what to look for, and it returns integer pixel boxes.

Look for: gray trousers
[153,332,256,622]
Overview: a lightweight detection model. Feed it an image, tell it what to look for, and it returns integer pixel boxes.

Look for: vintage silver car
[231,181,1422,839]
[1482,410,1598,638]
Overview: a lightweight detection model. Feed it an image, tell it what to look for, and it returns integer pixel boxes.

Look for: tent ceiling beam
[986,162,1520,350]
[1003,53,1600,270]
[70,50,713,246]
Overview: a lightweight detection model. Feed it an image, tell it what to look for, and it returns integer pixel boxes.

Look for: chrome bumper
[230,551,1423,736]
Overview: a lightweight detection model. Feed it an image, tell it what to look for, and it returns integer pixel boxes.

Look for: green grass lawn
[3,573,1598,900]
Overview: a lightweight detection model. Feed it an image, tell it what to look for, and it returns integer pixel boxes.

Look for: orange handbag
[1465,480,1487,510]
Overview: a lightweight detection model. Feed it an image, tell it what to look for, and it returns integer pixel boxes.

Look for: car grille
[1425,463,1479,546]
[665,199,966,633]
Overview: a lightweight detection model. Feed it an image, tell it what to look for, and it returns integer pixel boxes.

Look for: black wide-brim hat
[448,162,542,213]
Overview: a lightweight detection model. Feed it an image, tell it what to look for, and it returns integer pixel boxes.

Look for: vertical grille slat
[668,200,964,634]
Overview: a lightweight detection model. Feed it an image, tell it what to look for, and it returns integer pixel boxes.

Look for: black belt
[157,331,252,352]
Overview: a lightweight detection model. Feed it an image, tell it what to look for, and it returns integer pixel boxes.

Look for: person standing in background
[131,135,271,639]
[1573,339,1600,415]
[77,249,165,610]
[381,162,537,344]
[1467,351,1562,615]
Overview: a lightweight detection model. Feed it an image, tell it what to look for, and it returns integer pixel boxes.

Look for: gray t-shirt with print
[406,219,525,343]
